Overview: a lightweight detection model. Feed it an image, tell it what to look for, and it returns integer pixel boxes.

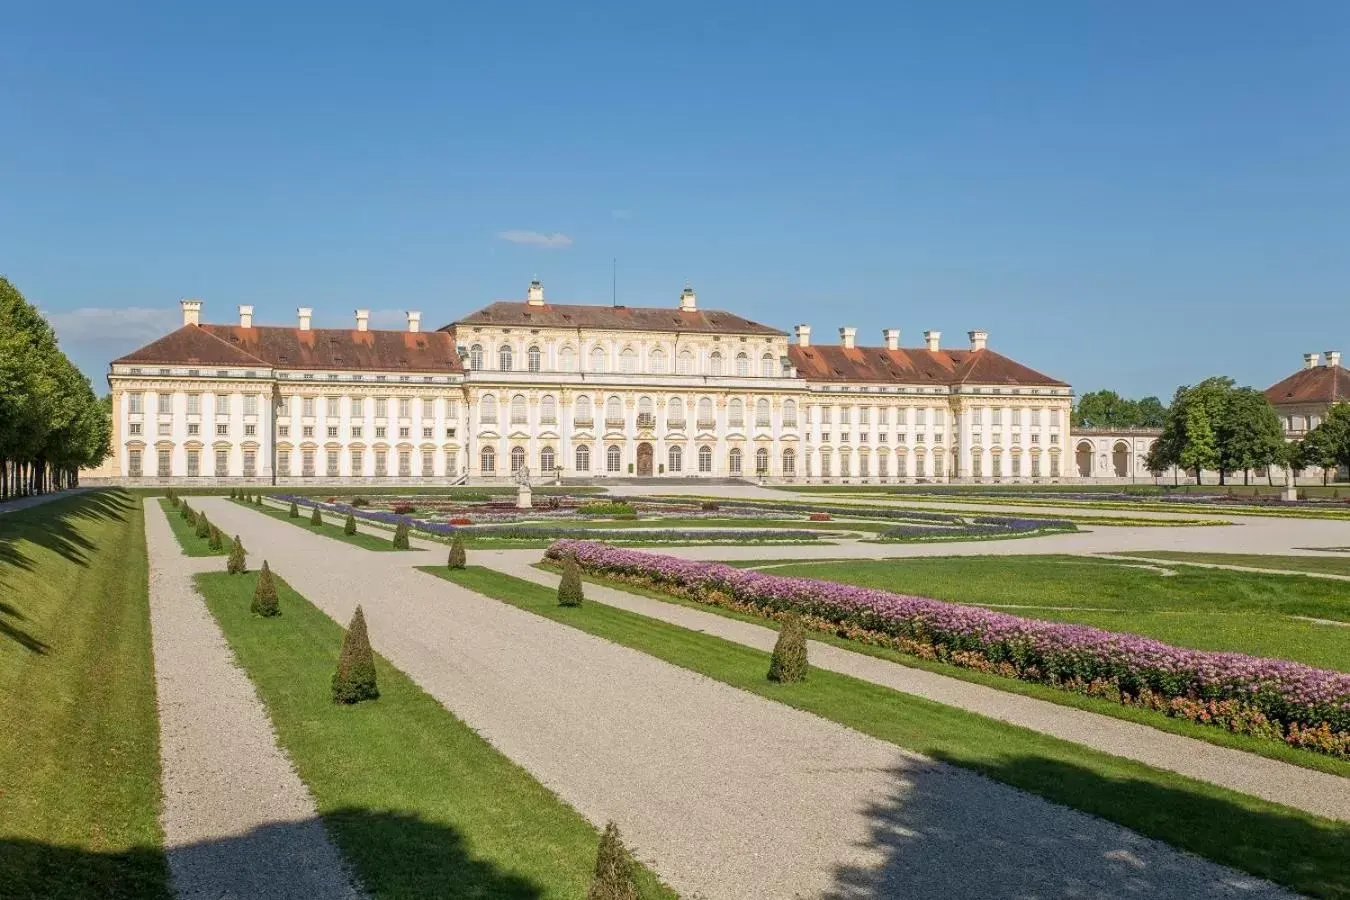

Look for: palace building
[105,280,1075,484]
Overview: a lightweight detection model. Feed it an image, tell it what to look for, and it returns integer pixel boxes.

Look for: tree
[332,605,379,704]
[344,513,357,535]
[557,554,584,606]
[208,525,223,552]
[392,522,410,549]
[767,613,809,683]
[195,511,211,539]
[1215,388,1285,485]
[448,534,466,569]
[1073,390,1170,429]
[251,561,280,617]
[226,536,247,574]
[588,822,639,900]
[1134,396,1168,428]
[1301,403,1350,484]
[289,501,300,518]
[310,505,323,526]
[1177,402,1220,483]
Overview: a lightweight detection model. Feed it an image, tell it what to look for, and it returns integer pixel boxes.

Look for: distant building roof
[1264,365,1348,407]
[450,301,785,336]
[113,324,464,373]
[787,344,1067,387]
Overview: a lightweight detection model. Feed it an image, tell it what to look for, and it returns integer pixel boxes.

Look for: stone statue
[514,464,531,486]
[514,464,533,508]
[1282,465,1298,502]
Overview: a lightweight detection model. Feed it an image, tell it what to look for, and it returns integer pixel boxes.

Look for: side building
[102,281,1075,484]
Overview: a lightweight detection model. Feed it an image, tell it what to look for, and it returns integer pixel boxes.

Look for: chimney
[238,305,254,329]
[407,311,422,333]
[882,328,900,351]
[968,329,988,351]
[1305,352,1321,369]
[526,278,545,306]
[1328,350,1343,369]
[679,282,697,311]
[794,324,812,348]
[355,309,369,332]
[924,330,941,352]
[180,299,202,326]
[839,327,857,350]
[297,307,312,332]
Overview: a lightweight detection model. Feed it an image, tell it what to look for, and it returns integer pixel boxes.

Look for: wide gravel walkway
[195,497,1298,899]
[146,499,364,899]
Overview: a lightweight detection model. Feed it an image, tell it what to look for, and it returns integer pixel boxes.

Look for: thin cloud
[43,306,180,345]
[498,229,573,249]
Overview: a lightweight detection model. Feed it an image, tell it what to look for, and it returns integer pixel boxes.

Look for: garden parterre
[546,541,1350,757]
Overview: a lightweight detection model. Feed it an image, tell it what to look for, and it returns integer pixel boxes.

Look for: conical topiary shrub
[557,554,584,607]
[229,488,237,500]
[255,494,263,506]
[344,513,357,535]
[332,605,379,704]
[168,489,180,507]
[208,525,223,552]
[180,501,192,521]
[251,560,280,617]
[226,536,247,574]
[310,506,323,526]
[195,512,211,539]
[767,612,809,684]
[289,501,300,518]
[392,522,410,550]
[447,534,466,569]
[588,821,639,900]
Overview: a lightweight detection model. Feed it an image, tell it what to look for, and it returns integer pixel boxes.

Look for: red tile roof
[451,301,784,336]
[788,344,1066,387]
[114,324,464,373]
[1264,365,1348,406]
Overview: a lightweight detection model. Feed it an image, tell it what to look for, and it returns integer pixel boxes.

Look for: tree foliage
[1300,402,1350,484]
[1072,390,1168,429]
[332,605,379,704]
[767,613,809,683]
[251,560,280,617]
[557,554,584,607]
[588,821,639,900]
[0,278,112,499]
[448,534,466,569]
[1147,377,1288,484]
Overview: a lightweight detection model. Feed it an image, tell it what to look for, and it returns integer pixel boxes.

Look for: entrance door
[636,442,654,477]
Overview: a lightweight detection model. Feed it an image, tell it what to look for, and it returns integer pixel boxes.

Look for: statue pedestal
[1282,484,1299,502]
[516,484,533,509]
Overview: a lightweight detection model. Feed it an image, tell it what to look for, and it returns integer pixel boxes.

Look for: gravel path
[145,499,364,899]
[194,497,1299,899]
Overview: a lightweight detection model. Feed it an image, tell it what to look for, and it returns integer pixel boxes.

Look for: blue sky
[3,2,1347,398]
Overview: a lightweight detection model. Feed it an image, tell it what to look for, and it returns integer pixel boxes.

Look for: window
[896,451,907,478]
[278,450,290,475]
[480,394,498,423]
[698,445,712,473]
[499,345,513,371]
[735,353,749,377]
[158,422,171,437]
[668,444,682,473]
[709,352,723,376]
[215,449,229,475]
[469,345,483,369]
[129,423,143,436]
[398,426,410,439]
[327,397,339,417]
[755,398,771,427]
[303,397,316,417]
[241,394,257,416]
[302,426,314,439]
[511,394,528,424]
[374,426,386,439]
[328,450,340,477]
[839,449,850,478]
[278,425,290,438]
[637,395,654,426]
[782,399,797,427]
[606,444,622,472]
[728,398,744,427]
[1050,409,1061,428]
[445,399,457,419]
[650,348,666,374]
[840,407,852,425]
[186,450,200,476]
[376,398,389,418]
[1050,453,1060,478]
[186,394,201,415]
[575,445,591,471]
[157,449,171,476]
[423,426,434,439]
[1031,453,1042,478]
[782,447,796,475]
[399,451,411,477]
[559,347,576,372]
[859,450,870,477]
[398,398,411,419]
[158,394,172,414]
[217,423,229,437]
[590,348,606,372]
[761,353,775,377]
[541,395,557,424]
[756,447,769,474]
[677,350,693,375]
[605,396,623,424]
[128,393,144,414]
[528,345,541,372]
[878,452,888,478]
[620,349,636,374]
[422,451,434,477]
[243,450,256,477]
[697,397,714,427]
[540,446,555,471]
[1032,408,1042,427]
[244,424,257,437]
[729,447,743,475]
[859,407,870,426]
[352,398,363,417]
[574,396,593,424]
[668,397,685,427]
[351,449,364,474]
[480,446,496,473]
[443,449,455,474]
[510,446,526,472]
[375,449,387,475]
[302,450,315,476]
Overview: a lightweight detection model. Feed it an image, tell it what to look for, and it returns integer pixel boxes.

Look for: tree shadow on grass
[826,753,1346,900]
[2,807,546,900]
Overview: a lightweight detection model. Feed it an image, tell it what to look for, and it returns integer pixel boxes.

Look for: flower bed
[544,541,1350,757]
[876,516,1077,542]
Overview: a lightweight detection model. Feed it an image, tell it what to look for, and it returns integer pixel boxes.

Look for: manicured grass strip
[195,570,674,900]
[158,499,232,556]
[426,564,1350,900]
[546,517,896,533]
[0,491,170,900]
[241,501,402,551]
[1119,551,1350,578]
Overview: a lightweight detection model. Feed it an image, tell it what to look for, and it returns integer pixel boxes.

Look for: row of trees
[0,277,111,500]
[1072,389,1168,429]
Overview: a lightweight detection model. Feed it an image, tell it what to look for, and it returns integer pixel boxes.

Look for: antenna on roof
[612,257,617,307]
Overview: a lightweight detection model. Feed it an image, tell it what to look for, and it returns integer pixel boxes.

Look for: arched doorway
[1112,442,1129,478]
[1076,441,1093,478]
[636,442,654,477]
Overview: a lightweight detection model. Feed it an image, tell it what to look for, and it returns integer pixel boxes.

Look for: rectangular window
[186,450,200,476]
[242,450,255,476]
[158,422,171,436]
[444,450,457,474]
[278,425,290,438]
[375,450,387,474]
[128,449,143,476]
[376,398,388,419]
[216,449,229,475]
[1031,408,1042,427]
[422,426,434,439]
[840,407,851,425]
[446,400,459,420]
[302,426,314,438]
[1050,409,1061,428]
[327,450,339,477]
[157,394,172,414]
[327,397,340,417]
[157,449,171,476]
[278,450,290,476]
[244,395,259,416]
[1031,455,1042,477]
[216,423,229,436]
[128,393,144,414]
[399,426,410,439]
[302,450,315,476]
[375,426,387,439]
[351,450,363,474]
[859,408,870,425]
[351,398,363,417]
[129,422,143,436]
[327,426,338,438]
[303,397,316,417]
[244,424,256,437]
[351,425,363,439]
[186,394,201,415]
[1050,455,1060,477]
[422,452,434,477]
[1031,434,1040,444]
[398,398,411,419]
[992,408,1002,426]
[399,451,411,476]
[187,423,199,436]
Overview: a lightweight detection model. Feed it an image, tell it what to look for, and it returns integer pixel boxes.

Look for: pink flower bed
[546,540,1350,755]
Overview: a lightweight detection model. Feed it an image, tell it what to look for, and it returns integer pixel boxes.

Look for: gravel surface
[146,499,364,899]
[196,497,1299,899]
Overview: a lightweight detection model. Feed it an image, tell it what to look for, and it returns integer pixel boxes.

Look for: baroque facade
[106,281,1075,484]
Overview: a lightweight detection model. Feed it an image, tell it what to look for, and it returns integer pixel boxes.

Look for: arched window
[540,446,555,471]
[735,352,749,377]
[782,447,796,475]
[709,352,723,376]
[729,447,743,475]
[510,446,526,472]
[510,394,527,424]
[480,446,496,473]
[698,445,713,473]
[638,396,653,416]
[650,348,666,374]
[527,346,541,372]
[668,444,683,472]
[677,350,693,375]
[469,344,483,369]
[782,399,797,427]
[499,345,513,371]
[761,353,775,377]
[605,396,623,424]
[559,346,576,372]
[755,398,770,427]
[756,447,769,474]
[620,348,636,374]
[574,395,592,424]
[479,394,497,423]
[575,444,590,472]
[606,444,622,472]
[728,398,744,427]
[590,347,606,373]
[668,397,685,426]
[540,395,557,424]
[697,397,714,426]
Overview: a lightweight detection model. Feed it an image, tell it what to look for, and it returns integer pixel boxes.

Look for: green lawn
[531,516,895,532]
[242,501,403,551]
[425,565,1350,900]
[195,569,673,900]
[0,491,169,899]
[759,555,1350,672]
[158,499,232,556]
[1117,551,1350,578]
